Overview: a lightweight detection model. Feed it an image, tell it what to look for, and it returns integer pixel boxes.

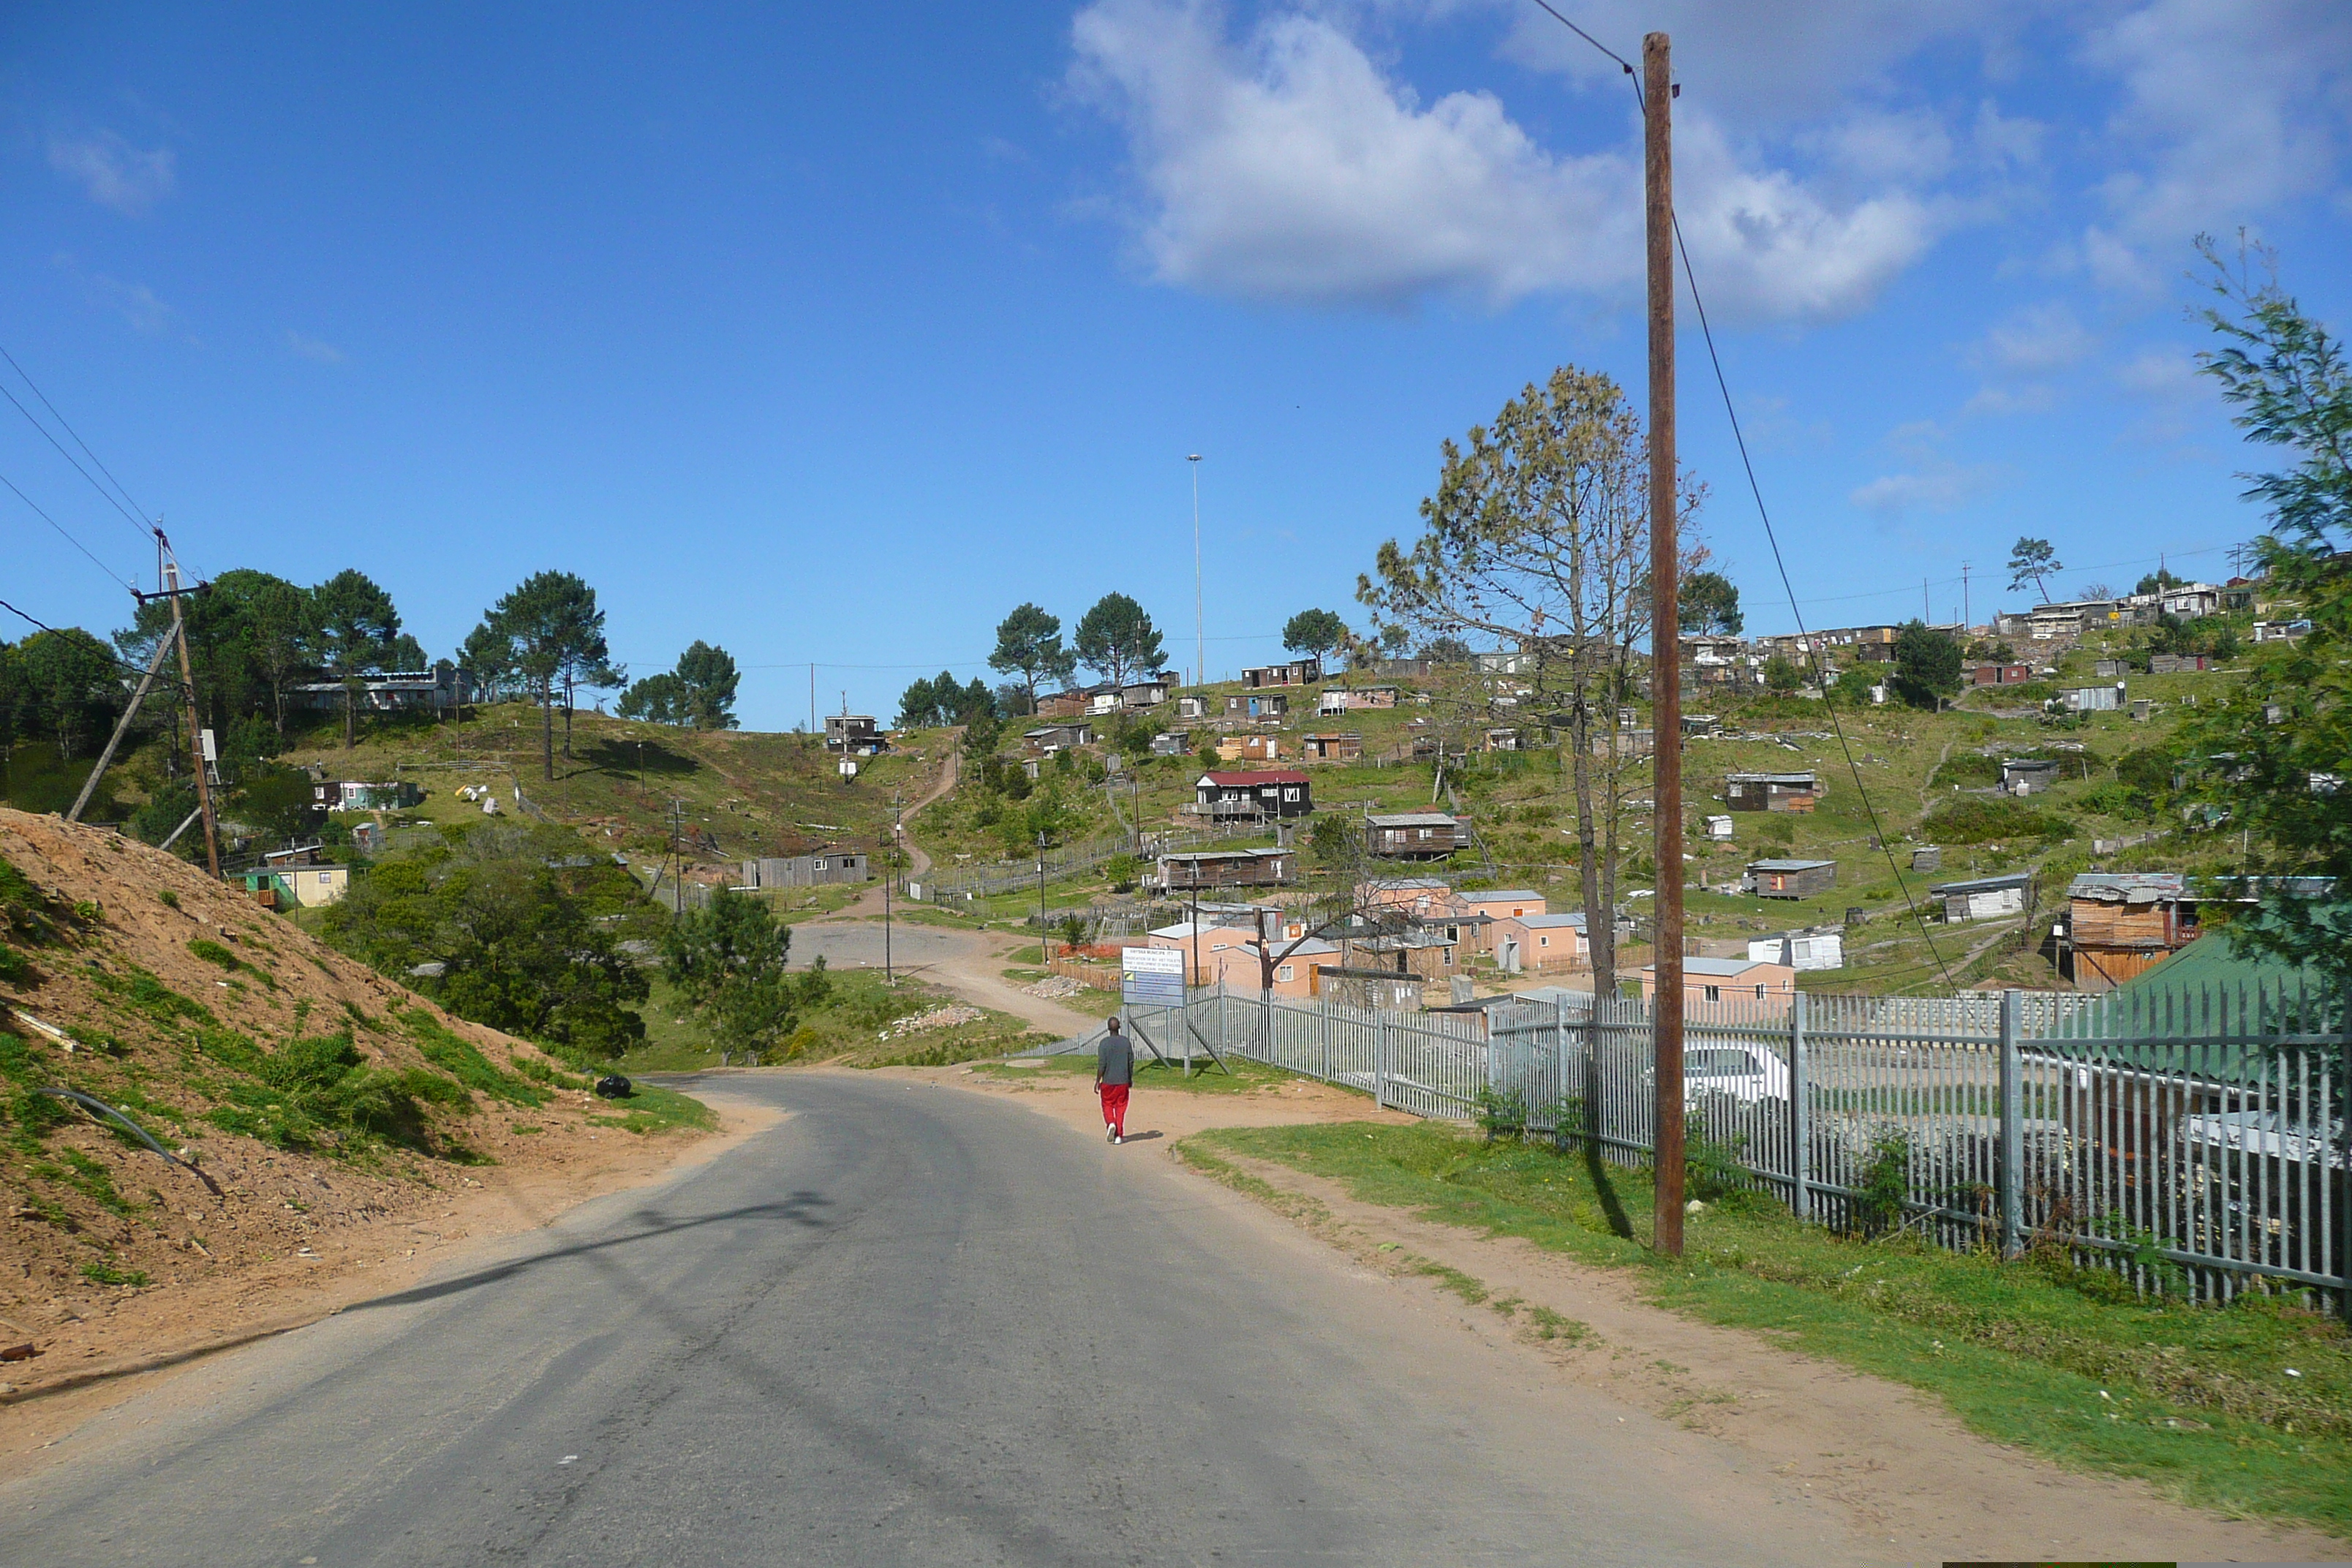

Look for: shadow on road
[342,1191,837,1315]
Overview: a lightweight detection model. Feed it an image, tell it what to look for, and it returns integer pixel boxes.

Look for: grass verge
[1182,1120,2352,1539]
[587,1083,719,1136]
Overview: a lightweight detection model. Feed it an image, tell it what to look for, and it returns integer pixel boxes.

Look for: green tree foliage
[1888,620,1963,709]
[661,886,827,1063]
[1762,653,1803,693]
[5,628,122,758]
[1678,570,1744,636]
[312,569,403,750]
[2136,568,2185,595]
[987,603,1075,709]
[2175,238,2352,984]
[896,671,996,729]
[673,641,739,729]
[2007,538,2062,603]
[1073,593,1165,689]
[321,821,652,1056]
[469,571,610,777]
[1281,608,1350,659]
[2147,611,2240,662]
[617,642,739,730]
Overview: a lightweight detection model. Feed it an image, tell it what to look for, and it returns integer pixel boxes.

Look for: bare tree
[1358,366,1702,995]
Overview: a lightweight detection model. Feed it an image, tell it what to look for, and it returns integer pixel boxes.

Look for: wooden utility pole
[164,549,222,878]
[1645,31,1685,1258]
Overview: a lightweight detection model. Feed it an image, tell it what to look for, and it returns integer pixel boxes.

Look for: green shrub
[0,943,30,986]
[157,889,181,911]
[1474,1085,1530,1142]
[78,1259,148,1288]
[1850,1131,1911,1237]
[1927,752,2000,789]
[1922,796,2073,845]
[188,938,241,971]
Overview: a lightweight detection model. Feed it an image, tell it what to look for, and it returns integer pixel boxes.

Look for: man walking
[1096,1016,1133,1145]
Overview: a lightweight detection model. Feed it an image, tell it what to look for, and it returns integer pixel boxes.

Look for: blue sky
[5,1,2350,728]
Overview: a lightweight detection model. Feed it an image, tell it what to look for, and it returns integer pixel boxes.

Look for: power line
[1667,205,1960,993]
[1522,1,1959,991]
[0,467,140,595]
[0,595,192,694]
[0,339,152,538]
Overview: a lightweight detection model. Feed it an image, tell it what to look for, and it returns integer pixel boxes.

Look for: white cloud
[1068,0,1941,317]
[1977,301,2094,373]
[284,330,345,365]
[2114,345,2199,398]
[88,275,173,332]
[2077,0,2352,290]
[46,130,176,215]
[1848,464,1997,516]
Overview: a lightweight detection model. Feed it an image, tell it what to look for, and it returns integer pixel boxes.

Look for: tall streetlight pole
[1188,455,1204,689]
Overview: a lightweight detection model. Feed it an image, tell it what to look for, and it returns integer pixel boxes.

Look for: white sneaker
[1113,1133,1123,1145]
[1107,1126,1117,1142]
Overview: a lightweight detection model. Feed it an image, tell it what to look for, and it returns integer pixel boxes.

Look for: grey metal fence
[1139,979,2348,1313]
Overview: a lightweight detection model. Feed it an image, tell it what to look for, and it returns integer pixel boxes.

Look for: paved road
[0,1075,1857,1566]
[788,920,1098,1037]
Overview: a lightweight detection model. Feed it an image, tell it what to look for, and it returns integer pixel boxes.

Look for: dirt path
[827,743,958,921]
[913,1063,2344,1564]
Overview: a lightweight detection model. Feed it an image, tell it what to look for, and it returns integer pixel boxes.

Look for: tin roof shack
[1022,721,1096,754]
[1318,685,1400,715]
[1158,846,1294,892]
[1365,811,1470,859]
[1910,845,1942,872]
[2065,872,2202,990]
[2148,653,2212,674]
[1452,889,1545,951]
[1314,967,1425,1011]
[1300,732,1363,763]
[1148,728,1193,758]
[1214,734,1281,764]
[1725,772,1822,813]
[1638,955,1795,1006]
[1747,927,1844,970]
[1356,876,1454,921]
[744,851,868,889]
[2059,683,2126,713]
[317,780,425,812]
[2001,758,2062,796]
[1033,689,1091,720]
[1970,663,2034,685]
[1193,769,1312,820]
[1242,657,1321,688]
[824,714,888,755]
[1747,858,1837,899]
[1930,870,2032,922]
[1341,928,1460,981]
[1492,913,1586,973]
[1224,692,1289,720]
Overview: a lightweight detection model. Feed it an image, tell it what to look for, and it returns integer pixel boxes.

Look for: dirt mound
[0,808,708,1393]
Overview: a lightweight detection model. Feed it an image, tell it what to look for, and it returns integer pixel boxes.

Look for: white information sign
[1120,945,1186,1007]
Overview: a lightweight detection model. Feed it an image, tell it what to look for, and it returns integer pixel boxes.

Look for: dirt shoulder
[909,1060,2340,1564]
[0,1089,774,1458]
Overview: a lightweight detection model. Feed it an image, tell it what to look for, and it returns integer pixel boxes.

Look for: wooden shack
[2065,872,2199,990]
[1726,772,1822,813]
[1300,732,1363,763]
[1747,858,1837,899]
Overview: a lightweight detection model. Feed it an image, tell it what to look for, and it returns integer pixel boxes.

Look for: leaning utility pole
[1645,31,1685,1259]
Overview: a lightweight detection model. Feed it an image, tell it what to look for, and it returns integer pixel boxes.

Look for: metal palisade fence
[1117,979,2349,1314]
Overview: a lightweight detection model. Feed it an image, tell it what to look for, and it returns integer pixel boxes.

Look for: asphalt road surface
[1,1074,1861,1567]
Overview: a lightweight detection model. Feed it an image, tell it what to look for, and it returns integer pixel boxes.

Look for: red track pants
[1098,1083,1129,1137]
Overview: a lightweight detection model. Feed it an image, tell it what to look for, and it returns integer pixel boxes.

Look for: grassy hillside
[274,703,944,876]
[913,635,2244,995]
[0,808,710,1345]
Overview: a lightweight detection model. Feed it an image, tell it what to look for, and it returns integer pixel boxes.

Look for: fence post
[1374,1009,1389,1109]
[1999,988,2024,1259]
[1789,988,1810,1224]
